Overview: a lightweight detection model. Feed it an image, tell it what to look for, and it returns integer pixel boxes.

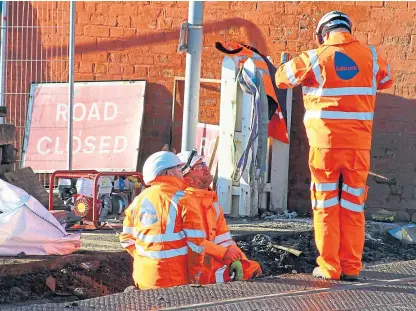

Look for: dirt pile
[0,253,132,308]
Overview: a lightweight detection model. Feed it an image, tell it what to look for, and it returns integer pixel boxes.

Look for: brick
[116,16,131,27]
[385,1,408,8]
[84,25,109,37]
[134,66,149,76]
[121,64,134,75]
[285,2,312,15]
[84,2,96,13]
[354,1,384,7]
[90,14,117,27]
[93,63,107,74]
[129,54,154,65]
[109,3,138,16]
[108,63,121,74]
[79,61,93,73]
[409,2,416,9]
[368,32,383,45]
[81,52,108,62]
[77,12,91,25]
[257,2,285,13]
[110,27,124,38]
[96,3,110,14]
[124,28,136,37]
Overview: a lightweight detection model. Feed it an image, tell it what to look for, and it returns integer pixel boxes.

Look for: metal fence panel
[2,1,70,186]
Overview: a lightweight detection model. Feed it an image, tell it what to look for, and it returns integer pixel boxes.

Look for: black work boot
[341,273,359,281]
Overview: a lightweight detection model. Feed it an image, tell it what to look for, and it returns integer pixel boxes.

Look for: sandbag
[0,179,81,256]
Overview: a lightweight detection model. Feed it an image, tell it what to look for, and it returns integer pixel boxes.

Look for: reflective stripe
[120,240,136,249]
[340,199,364,212]
[307,50,323,86]
[165,191,185,234]
[380,64,391,84]
[310,182,338,192]
[136,231,185,243]
[214,202,220,220]
[285,61,299,86]
[122,226,135,234]
[187,241,204,254]
[184,229,206,239]
[215,265,228,283]
[278,111,284,119]
[370,45,379,94]
[342,184,365,197]
[214,232,232,244]
[219,240,236,248]
[304,110,374,121]
[135,245,188,259]
[302,86,375,96]
[312,197,339,208]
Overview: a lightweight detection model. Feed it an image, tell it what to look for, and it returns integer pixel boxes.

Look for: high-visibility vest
[184,187,262,284]
[120,176,205,290]
[216,41,289,144]
[275,32,393,150]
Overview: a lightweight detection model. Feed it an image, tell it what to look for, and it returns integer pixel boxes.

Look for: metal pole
[0,1,8,124]
[181,1,204,152]
[67,1,75,170]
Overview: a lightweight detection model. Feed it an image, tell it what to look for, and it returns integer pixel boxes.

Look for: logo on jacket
[334,51,359,80]
[138,198,158,226]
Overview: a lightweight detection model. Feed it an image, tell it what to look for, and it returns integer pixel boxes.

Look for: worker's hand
[223,247,242,262]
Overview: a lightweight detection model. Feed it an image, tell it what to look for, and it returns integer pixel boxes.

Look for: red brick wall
[7,1,416,218]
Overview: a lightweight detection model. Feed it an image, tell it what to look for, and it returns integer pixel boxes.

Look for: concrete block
[0,164,13,175]
[0,124,15,145]
[411,212,416,224]
[394,210,411,222]
[1,144,17,164]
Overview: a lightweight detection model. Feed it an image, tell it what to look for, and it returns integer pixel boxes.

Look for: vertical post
[180,1,204,152]
[0,1,8,124]
[67,1,75,170]
[270,53,293,213]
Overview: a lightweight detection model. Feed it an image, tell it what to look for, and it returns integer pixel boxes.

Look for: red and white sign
[195,123,220,174]
[22,81,146,172]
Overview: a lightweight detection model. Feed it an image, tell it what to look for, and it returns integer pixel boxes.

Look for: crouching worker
[119,151,206,289]
[177,150,262,284]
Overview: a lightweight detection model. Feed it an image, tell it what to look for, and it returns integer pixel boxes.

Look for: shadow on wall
[287,91,416,220]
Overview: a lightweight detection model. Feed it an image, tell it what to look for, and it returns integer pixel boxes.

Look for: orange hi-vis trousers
[309,148,370,279]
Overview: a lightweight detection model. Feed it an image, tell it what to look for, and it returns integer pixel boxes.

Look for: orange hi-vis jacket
[275,32,393,150]
[185,187,262,284]
[120,176,206,290]
[216,41,289,144]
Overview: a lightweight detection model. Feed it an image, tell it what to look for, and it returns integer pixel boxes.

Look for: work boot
[341,274,359,282]
[312,267,332,280]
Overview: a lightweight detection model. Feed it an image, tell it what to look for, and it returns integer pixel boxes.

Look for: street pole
[67,1,75,170]
[180,1,204,152]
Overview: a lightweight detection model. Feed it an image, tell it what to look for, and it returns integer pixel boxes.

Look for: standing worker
[120,151,206,289]
[177,150,262,284]
[275,11,393,281]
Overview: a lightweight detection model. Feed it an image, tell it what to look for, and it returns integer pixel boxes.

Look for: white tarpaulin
[0,179,81,256]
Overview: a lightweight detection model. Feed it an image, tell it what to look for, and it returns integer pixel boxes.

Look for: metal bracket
[177,22,203,54]
[177,22,189,53]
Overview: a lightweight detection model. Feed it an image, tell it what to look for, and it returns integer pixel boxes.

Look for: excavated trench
[1,230,416,309]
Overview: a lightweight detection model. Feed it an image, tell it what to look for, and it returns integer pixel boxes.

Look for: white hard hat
[142,151,184,185]
[177,149,204,175]
[315,11,352,44]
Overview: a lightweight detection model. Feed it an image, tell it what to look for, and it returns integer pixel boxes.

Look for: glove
[223,247,242,262]
[230,260,244,281]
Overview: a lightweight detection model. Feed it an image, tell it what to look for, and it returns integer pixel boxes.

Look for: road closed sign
[22,81,146,172]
